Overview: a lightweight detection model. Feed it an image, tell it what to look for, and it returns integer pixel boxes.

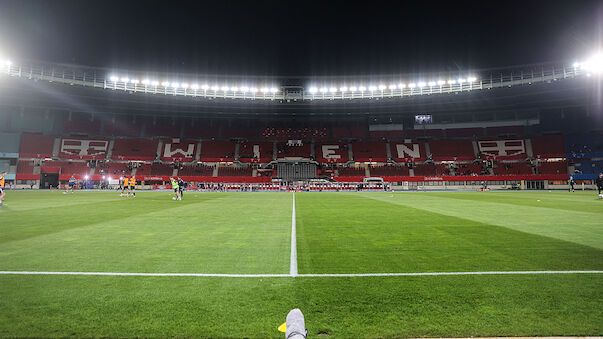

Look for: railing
[0,60,585,101]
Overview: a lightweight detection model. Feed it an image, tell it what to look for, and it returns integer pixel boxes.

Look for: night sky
[0,0,601,78]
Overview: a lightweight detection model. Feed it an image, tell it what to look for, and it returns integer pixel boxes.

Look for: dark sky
[0,0,601,77]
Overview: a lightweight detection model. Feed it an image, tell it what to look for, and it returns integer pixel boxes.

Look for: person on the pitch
[596,173,603,196]
[67,175,77,194]
[0,171,6,206]
[120,177,128,197]
[568,175,575,192]
[128,176,136,198]
[170,177,181,200]
[177,177,186,200]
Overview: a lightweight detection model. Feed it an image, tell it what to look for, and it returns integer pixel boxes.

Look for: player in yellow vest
[0,171,6,206]
[127,176,136,198]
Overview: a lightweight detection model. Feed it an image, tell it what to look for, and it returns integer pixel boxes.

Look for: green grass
[0,190,602,338]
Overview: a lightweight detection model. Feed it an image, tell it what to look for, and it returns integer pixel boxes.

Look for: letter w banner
[478,139,525,158]
[61,139,108,157]
[163,142,196,160]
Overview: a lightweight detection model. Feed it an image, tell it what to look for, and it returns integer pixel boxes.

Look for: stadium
[0,1,602,338]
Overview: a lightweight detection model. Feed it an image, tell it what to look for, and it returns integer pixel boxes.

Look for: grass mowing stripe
[1,270,602,277]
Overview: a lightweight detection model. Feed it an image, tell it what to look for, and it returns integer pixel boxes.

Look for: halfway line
[290,192,298,276]
[0,270,601,278]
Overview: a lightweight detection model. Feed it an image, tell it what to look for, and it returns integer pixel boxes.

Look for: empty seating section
[145,118,181,137]
[275,143,312,158]
[370,165,409,177]
[218,166,253,176]
[239,142,273,163]
[96,162,130,176]
[182,125,219,139]
[574,160,603,174]
[103,119,142,137]
[369,130,405,139]
[199,141,235,161]
[150,163,174,176]
[352,142,387,162]
[261,128,293,140]
[429,140,475,160]
[531,134,565,158]
[435,163,451,176]
[133,163,152,176]
[178,164,214,177]
[295,127,329,140]
[59,137,109,160]
[406,129,444,138]
[445,128,483,138]
[317,143,349,163]
[413,163,437,176]
[456,162,486,175]
[19,133,54,158]
[338,167,365,176]
[565,131,603,158]
[493,162,533,175]
[222,125,257,139]
[112,139,159,161]
[537,161,567,175]
[17,160,36,174]
[62,113,101,135]
[42,161,90,175]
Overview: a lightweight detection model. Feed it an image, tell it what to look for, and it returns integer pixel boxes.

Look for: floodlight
[573,62,580,68]
[191,84,199,90]
[437,80,445,85]
[172,82,180,88]
[131,79,140,85]
[428,81,436,87]
[151,81,159,86]
[388,84,396,90]
[340,86,348,92]
[141,79,150,85]
[368,85,377,91]
[109,75,118,82]
[230,86,238,91]
[457,78,466,83]
[468,76,477,82]
[418,82,426,87]
[329,87,337,93]
[378,84,386,90]
[4,60,12,66]
[161,81,170,87]
[398,83,406,88]
[84,175,89,180]
[240,86,249,92]
[211,85,219,91]
[270,87,279,93]
[120,77,129,83]
[108,176,112,181]
[408,83,416,88]
[260,87,269,93]
[349,86,357,91]
[181,83,189,89]
[309,87,318,93]
[249,87,258,93]
[447,79,456,85]
[319,87,327,93]
[221,86,230,91]
[201,84,209,90]
[358,86,366,91]
[582,53,603,73]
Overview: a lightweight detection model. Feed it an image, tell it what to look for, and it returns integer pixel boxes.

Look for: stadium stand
[199,141,235,162]
[182,124,220,139]
[435,163,451,176]
[17,160,36,175]
[391,141,426,161]
[275,143,312,158]
[493,161,533,175]
[112,138,159,161]
[218,165,253,176]
[178,164,214,177]
[338,166,365,176]
[413,163,437,176]
[133,163,151,176]
[62,113,101,135]
[261,127,293,140]
[103,118,143,137]
[59,137,109,160]
[150,163,175,176]
[19,133,55,158]
[42,161,90,175]
[144,118,182,137]
[537,161,568,175]
[370,165,410,177]
[565,131,603,158]
[239,142,274,163]
[428,139,475,161]
[160,139,197,162]
[455,162,487,176]
[222,123,257,139]
[295,127,329,140]
[352,142,387,162]
[316,143,349,163]
[574,160,603,175]
[531,134,566,158]
[96,162,130,176]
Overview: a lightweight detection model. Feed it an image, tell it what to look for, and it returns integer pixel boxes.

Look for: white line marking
[290,192,298,277]
[0,270,601,278]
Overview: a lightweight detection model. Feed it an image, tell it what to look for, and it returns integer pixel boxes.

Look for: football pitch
[0,190,601,338]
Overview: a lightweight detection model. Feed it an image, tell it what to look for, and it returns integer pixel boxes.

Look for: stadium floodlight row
[0,53,600,101]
